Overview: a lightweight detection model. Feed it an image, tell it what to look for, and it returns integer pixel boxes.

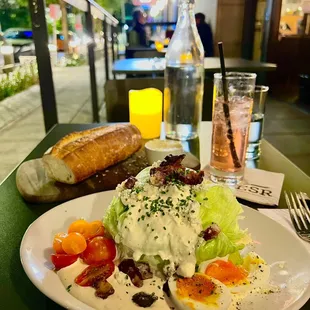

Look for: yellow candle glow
[129,88,163,139]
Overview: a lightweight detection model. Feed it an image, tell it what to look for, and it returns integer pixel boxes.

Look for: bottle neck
[177,0,195,28]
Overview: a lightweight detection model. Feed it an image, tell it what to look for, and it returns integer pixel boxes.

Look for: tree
[0,0,31,30]
[96,0,122,19]
[0,0,122,32]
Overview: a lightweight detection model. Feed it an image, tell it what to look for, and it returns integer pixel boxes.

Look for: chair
[105,78,213,122]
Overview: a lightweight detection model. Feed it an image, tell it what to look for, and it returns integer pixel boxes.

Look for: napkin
[234,168,284,207]
[258,208,310,253]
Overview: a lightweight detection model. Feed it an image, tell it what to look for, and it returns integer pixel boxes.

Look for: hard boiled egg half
[168,273,232,310]
[198,252,270,294]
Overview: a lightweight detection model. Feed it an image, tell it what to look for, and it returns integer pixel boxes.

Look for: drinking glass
[208,72,256,185]
[246,85,269,160]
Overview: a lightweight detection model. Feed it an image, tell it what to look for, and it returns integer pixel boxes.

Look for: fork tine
[285,192,302,231]
[296,192,310,225]
[290,192,308,230]
[299,192,310,218]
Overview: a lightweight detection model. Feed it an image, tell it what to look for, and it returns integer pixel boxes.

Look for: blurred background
[0,0,310,182]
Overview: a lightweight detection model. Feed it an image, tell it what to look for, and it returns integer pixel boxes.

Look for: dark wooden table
[112,57,277,75]
[0,122,309,309]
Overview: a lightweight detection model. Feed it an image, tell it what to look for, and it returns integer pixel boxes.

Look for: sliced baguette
[42,124,142,184]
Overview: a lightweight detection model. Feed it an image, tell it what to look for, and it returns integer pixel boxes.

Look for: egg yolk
[176,274,215,302]
[205,260,248,285]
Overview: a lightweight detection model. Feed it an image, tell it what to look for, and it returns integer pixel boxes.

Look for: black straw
[218,42,241,169]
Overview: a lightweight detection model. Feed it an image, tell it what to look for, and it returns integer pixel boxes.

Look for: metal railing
[28,0,119,132]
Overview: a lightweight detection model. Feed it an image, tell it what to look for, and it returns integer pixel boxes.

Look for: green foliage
[95,0,122,19]
[0,4,31,30]
[1,0,121,31]
[0,62,39,101]
[64,54,86,67]
[96,0,121,12]
[46,16,63,35]
[16,0,30,7]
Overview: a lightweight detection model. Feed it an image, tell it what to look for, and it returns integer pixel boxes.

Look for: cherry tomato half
[75,260,115,287]
[53,232,67,254]
[51,254,78,269]
[62,232,87,255]
[82,236,116,265]
[68,220,90,238]
[87,221,105,239]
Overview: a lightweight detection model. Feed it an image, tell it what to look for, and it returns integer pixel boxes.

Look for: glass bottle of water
[164,0,204,140]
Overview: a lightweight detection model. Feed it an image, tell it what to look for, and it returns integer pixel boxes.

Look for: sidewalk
[263,98,310,177]
[0,61,107,182]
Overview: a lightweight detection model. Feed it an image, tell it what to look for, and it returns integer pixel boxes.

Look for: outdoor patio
[1,85,309,183]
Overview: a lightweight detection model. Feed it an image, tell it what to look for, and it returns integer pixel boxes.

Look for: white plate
[20,191,310,310]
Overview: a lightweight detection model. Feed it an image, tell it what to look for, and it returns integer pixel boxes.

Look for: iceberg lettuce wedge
[195,185,249,263]
[103,197,126,238]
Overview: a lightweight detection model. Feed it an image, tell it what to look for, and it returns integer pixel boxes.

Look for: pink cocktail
[209,72,256,185]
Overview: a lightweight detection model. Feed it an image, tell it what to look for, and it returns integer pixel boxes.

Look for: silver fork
[285,191,310,242]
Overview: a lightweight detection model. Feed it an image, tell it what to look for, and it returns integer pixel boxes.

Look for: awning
[63,0,119,25]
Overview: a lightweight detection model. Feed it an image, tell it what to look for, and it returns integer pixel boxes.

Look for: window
[279,0,309,36]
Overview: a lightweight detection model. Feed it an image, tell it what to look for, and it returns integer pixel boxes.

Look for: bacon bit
[203,224,221,241]
[179,170,204,185]
[94,280,115,299]
[135,262,153,280]
[74,261,114,287]
[160,154,185,167]
[150,154,204,186]
[118,259,144,287]
[132,292,158,308]
[125,176,137,189]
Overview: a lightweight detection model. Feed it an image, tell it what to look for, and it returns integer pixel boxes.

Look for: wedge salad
[51,155,278,310]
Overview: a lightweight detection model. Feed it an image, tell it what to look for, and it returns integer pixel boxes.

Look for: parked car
[3,28,35,62]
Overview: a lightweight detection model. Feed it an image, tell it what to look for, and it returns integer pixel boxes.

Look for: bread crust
[43,124,142,184]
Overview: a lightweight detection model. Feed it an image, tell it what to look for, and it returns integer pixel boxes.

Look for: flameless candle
[129,88,163,139]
